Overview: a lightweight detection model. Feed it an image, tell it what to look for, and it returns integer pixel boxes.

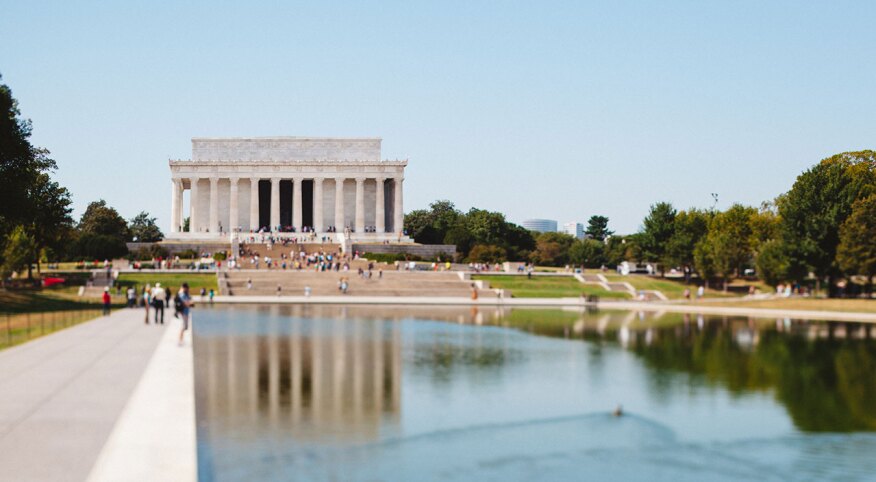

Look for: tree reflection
[497,310,876,432]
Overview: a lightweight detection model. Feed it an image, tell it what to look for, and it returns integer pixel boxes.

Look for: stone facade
[168,137,406,239]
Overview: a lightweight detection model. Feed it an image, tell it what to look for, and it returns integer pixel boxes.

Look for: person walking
[152,282,166,324]
[126,286,136,308]
[102,287,111,316]
[178,283,193,344]
[143,284,151,324]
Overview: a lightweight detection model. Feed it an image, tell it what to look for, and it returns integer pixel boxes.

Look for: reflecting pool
[193,305,876,481]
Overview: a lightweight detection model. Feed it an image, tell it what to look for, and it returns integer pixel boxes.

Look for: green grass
[473,275,629,299]
[0,288,116,314]
[601,274,762,299]
[116,273,218,293]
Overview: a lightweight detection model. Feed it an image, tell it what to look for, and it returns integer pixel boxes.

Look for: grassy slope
[115,273,218,292]
[473,275,629,299]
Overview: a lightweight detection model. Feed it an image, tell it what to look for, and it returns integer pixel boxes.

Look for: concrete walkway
[0,309,167,482]
[210,295,876,323]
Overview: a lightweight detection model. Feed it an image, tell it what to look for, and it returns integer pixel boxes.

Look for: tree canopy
[585,215,612,241]
[129,211,164,242]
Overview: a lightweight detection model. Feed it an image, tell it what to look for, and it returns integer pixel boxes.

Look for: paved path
[0,309,166,482]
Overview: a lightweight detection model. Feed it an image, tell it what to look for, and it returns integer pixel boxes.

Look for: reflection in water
[195,307,401,446]
[193,304,876,481]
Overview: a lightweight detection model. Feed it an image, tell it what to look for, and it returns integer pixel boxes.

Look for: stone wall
[352,244,456,259]
[128,241,230,256]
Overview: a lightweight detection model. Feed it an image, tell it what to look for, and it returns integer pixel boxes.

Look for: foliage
[128,211,164,242]
[130,244,170,261]
[568,238,606,268]
[70,233,128,261]
[468,244,507,263]
[0,75,72,271]
[404,201,535,260]
[79,200,129,239]
[778,151,876,285]
[756,239,790,287]
[213,251,228,262]
[362,252,422,263]
[1,226,36,279]
[529,232,576,266]
[603,235,638,267]
[837,194,876,282]
[665,208,710,272]
[639,202,677,272]
[584,215,613,241]
[698,204,757,288]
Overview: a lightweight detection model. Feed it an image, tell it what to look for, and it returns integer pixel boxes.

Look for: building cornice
[169,159,407,166]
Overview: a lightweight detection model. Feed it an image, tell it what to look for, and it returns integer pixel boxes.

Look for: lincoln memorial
[167,137,406,239]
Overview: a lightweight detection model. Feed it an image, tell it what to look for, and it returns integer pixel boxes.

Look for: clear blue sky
[2,1,874,234]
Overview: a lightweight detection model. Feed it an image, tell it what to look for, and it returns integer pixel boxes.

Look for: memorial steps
[221,270,497,298]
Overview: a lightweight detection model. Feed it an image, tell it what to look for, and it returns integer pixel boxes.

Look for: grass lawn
[116,272,218,293]
[690,298,876,314]
[600,274,767,299]
[0,288,116,313]
[473,275,629,299]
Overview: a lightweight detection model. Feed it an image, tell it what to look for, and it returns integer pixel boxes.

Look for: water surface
[193,305,876,481]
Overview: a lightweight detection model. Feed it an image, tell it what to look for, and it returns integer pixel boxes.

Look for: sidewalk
[0,309,166,482]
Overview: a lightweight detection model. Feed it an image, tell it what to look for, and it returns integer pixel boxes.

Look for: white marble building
[167,137,406,239]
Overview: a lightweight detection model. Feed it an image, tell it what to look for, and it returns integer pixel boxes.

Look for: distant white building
[522,218,558,233]
[562,222,584,239]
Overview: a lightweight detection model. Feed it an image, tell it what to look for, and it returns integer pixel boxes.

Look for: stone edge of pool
[87,316,197,482]
[205,295,876,323]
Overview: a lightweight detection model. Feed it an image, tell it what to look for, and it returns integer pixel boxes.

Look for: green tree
[701,204,757,290]
[79,200,129,239]
[530,232,576,266]
[665,208,710,281]
[584,215,613,242]
[0,75,57,243]
[75,200,129,260]
[569,238,606,268]
[128,211,164,242]
[26,173,73,270]
[837,195,876,295]
[639,202,677,274]
[756,239,790,288]
[778,151,876,294]
[467,244,507,263]
[1,225,36,282]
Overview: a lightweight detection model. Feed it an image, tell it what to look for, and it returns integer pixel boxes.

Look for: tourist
[165,286,172,308]
[208,289,215,303]
[102,287,111,316]
[152,282,166,324]
[200,287,207,300]
[470,283,478,300]
[247,278,253,290]
[143,284,151,324]
[276,284,282,297]
[178,283,193,344]
[126,286,136,307]
[683,288,691,300]
[696,285,705,299]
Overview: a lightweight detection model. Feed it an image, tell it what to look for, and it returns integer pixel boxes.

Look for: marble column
[393,177,404,234]
[292,177,302,231]
[249,178,260,231]
[190,177,200,232]
[355,177,365,233]
[334,178,345,230]
[170,179,181,233]
[229,177,239,233]
[270,177,280,231]
[313,177,324,232]
[209,177,219,233]
[375,177,385,233]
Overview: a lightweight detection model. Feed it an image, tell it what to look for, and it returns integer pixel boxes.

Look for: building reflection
[196,310,401,443]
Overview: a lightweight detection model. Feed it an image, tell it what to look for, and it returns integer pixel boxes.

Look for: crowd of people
[111,282,196,343]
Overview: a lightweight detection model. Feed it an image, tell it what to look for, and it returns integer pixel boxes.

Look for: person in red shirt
[102,287,112,316]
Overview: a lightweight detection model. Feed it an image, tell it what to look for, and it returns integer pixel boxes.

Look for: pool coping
[87,316,197,482]
[206,295,876,323]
